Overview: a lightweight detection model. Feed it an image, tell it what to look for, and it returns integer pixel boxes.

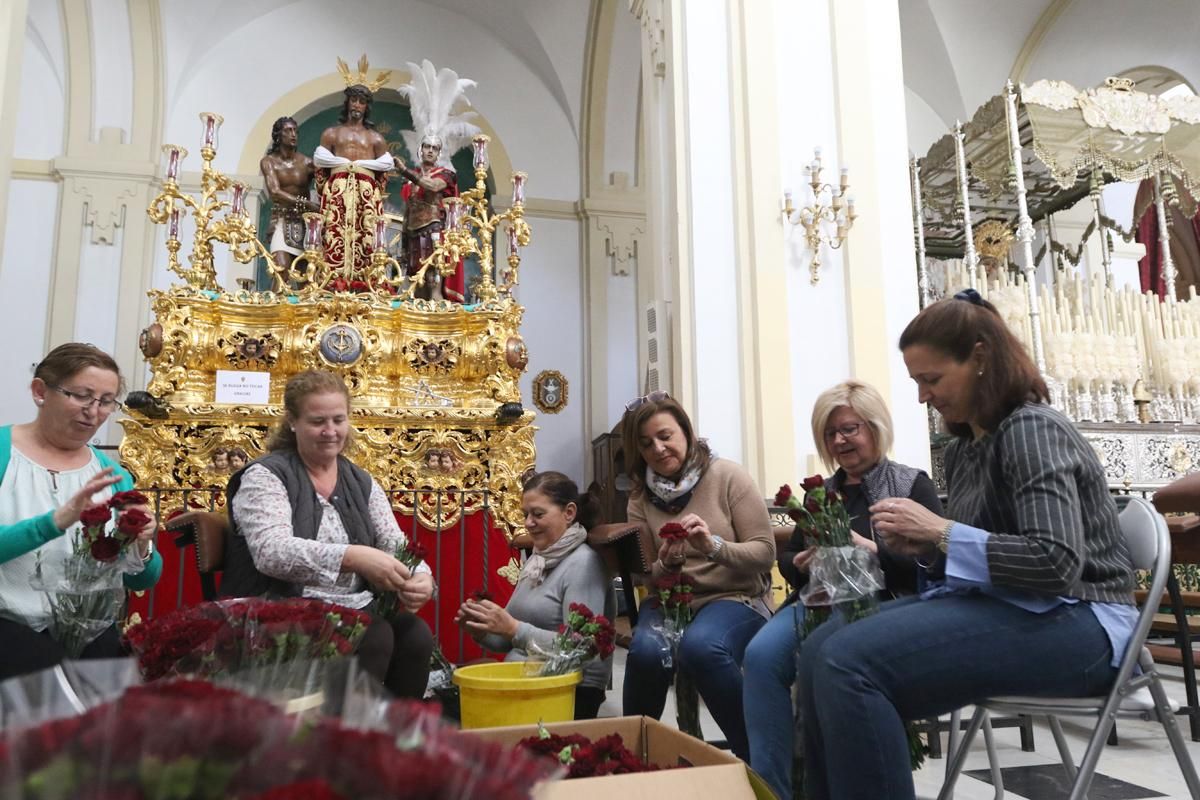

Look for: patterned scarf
[645,449,713,514]
[518,522,588,587]
[831,456,924,507]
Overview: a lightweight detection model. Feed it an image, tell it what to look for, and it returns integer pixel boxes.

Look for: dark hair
[266,116,297,155]
[34,343,124,394]
[898,294,1048,437]
[619,395,711,497]
[339,85,375,129]
[523,470,597,530]
[267,370,352,451]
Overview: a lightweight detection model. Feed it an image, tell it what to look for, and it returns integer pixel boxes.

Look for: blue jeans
[623,598,767,760]
[743,602,805,800]
[798,594,1119,800]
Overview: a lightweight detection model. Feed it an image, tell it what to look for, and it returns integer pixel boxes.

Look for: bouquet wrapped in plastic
[123,597,369,682]
[0,661,562,800]
[775,477,884,630]
[528,602,615,677]
[29,492,153,657]
[775,477,926,770]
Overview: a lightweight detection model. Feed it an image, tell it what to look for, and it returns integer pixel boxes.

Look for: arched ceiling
[901,0,1200,154]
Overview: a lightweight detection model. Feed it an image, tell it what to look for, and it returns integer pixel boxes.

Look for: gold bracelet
[937,520,954,554]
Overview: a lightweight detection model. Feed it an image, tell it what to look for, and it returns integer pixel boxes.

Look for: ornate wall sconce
[782,147,857,285]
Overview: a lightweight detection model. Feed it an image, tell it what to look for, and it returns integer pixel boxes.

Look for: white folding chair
[938,496,1200,800]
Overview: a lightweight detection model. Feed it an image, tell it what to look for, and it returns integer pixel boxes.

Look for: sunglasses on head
[625,390,670,412]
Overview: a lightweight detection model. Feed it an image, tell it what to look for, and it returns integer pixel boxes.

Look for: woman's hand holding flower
[869,497,946,557]
[399,571,434,611]
[458,599,520,640]
[51,467,121,532]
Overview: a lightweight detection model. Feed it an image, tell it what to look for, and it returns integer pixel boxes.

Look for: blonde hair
[810,380,894,471]
[266,370,352,451]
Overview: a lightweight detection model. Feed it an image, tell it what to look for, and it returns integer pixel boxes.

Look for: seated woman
[620,392,775,761]
[0,343,161,681]
[742,380,942,800]
[223,370,435,698]
[798,291,1136,799]
[454,471,615,719]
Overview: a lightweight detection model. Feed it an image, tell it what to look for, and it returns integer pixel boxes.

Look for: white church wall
[89,0,134,143]
[0,179,58,426]
[516,214,586,485]
[603,8,642,186]
[679,1,743,464]
[14,6,64,159]
[773,0,851,474]
[160,0,581,201]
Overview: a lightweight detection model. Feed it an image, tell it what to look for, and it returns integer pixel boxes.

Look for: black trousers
[575,685,606,719]
[356,611,435,699]
[0,616,123,683]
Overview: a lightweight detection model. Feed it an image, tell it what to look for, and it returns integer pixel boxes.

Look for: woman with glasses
[0,343,162,680]
[742,380,942,800]
[620,392,775,761]
[797,292,1135,799]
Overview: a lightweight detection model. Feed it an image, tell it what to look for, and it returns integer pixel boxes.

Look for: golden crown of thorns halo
[337,55,391,93]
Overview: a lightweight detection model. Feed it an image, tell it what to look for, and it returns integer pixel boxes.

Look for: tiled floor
[597,646,1200,799]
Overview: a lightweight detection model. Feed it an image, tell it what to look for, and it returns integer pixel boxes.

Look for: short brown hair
[619,395,710,497]
[266,370,352,451]
[898,295,1047,437]
[34,343,124,394]
[522,470,598,530]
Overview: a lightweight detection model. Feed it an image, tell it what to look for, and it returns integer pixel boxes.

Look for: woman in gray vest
[223,370,435,698]
[743,380,942,800]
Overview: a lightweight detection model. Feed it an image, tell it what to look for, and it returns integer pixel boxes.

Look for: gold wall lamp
[782,147,857,285]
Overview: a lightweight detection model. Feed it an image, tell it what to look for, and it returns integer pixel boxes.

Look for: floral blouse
[231,464,431,610]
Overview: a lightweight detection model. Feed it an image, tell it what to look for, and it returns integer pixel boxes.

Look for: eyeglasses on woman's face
[625,390,669,412]
[823,422,863,441]
[46,384,123,412]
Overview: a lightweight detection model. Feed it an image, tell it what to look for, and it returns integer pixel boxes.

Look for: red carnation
[774,484,793,506]
[108,490,148,509]
[801,474,825,491]
[117,507,152,536]
[406,541,427,562]
[79,504,112,528]
[89,536,121,562]
[658,522,688,541]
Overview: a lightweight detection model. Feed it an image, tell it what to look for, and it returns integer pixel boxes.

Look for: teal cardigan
[0,425,162,589]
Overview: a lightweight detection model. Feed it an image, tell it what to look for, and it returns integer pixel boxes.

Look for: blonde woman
[743,381,941,800]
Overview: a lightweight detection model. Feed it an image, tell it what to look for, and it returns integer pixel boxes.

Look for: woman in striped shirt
[796,290,1136,800]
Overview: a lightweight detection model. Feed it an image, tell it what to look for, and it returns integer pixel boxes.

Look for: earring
[977,369,984,376]
[34,399,42,406]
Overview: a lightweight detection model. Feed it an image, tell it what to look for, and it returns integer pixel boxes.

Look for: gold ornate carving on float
[122,87,537,539]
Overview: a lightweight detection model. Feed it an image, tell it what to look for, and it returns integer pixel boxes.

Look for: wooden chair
[166,510,230,601]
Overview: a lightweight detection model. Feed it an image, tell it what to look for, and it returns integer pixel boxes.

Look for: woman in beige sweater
[620,392,775,761]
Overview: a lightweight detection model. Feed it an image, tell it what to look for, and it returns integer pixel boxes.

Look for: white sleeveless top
[0,447,111,631]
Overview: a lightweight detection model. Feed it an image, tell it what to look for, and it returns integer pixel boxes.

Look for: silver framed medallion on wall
[532,370,567,414]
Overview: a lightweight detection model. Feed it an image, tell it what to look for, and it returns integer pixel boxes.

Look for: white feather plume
[397,59,481,168]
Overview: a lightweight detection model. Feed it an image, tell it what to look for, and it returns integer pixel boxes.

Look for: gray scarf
[519,522,588,586]
[830,456,924,506]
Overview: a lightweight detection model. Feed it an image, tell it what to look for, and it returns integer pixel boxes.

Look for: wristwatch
[937,521,954,554]
[706,534,725,560]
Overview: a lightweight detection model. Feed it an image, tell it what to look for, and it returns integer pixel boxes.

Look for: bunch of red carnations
[518,725,667,778]
[124,597,369,681]
[530,602,616,677]
[0,681,559,799]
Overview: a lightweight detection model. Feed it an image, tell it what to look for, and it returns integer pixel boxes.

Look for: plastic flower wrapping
[775,477,884,621]
[0,658,561,800]
[528,602,615,677]
[29,492,154,658]
[123,598,370,683]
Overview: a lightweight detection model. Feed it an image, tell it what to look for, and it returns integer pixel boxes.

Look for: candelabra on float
[147,112,271,292]
[782,147,857,285]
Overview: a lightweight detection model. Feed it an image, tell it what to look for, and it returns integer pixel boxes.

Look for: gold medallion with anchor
[319,323,364,365]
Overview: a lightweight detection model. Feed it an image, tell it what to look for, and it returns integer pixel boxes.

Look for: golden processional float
[119,114,534,546]
[913,77,1200,491]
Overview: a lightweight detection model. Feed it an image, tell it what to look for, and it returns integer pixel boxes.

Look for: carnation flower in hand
[79,504,113,530]
[116,507,152,536]
[108,490,149,509]
[89,536,121,562]
[658,522,687,541]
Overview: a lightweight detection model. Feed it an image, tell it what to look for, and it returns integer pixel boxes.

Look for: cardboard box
[470,715,776,799]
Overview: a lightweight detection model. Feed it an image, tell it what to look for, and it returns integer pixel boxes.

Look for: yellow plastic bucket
[453,661,582,729]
